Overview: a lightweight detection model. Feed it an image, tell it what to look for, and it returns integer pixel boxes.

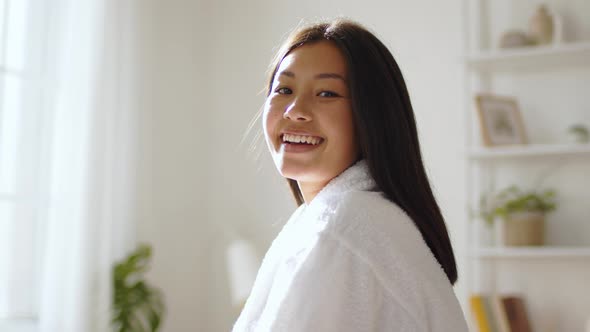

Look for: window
[0,0,50,330]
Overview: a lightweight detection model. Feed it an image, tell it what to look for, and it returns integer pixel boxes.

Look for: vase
[529,5,554,45]
[503,211,545,246]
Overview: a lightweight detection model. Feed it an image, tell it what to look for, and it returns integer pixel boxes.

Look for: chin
[276,161,323,183]
[286,169,339,187]
[279,166,312,181]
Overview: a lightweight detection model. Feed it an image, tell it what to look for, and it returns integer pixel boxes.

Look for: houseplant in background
[112,244,166,332]
[479,186,557,246]
[567,124,589,144]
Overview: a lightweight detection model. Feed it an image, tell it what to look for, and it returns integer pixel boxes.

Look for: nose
[283,97,312,121]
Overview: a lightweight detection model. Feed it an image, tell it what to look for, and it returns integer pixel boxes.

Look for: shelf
[468,143,590,160]
[465,41,590,72]
[462,3,590,330]
[470,246,590,259]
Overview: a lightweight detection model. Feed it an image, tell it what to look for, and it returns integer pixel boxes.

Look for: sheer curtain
[0,0,48,324]
[37,0,140,331]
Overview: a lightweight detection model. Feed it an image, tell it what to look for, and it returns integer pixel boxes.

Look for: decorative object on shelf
[479,186,556,246]
[567,124,590,143]
[498,5,564,49]
[528,4,554,45]
[112,243,165,332]
[504,211,545,246]
[499,30,534,49]
[475,94,528,147]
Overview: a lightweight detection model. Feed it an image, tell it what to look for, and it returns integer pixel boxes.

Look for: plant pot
[503,211,545,246]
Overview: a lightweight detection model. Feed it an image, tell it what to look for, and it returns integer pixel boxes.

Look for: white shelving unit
[471,246,590,259]
[465,41,590,72]
[463,1,590,331]
[468,143,590,160]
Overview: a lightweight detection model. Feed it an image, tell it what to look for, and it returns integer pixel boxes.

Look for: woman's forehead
[275,41,348,79]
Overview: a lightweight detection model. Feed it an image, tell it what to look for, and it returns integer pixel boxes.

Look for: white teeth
[282,134,322,145]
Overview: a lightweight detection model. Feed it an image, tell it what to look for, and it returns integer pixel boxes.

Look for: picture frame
[475,94,528,147]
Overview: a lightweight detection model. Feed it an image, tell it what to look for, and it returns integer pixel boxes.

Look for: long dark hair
[265,19,458,285]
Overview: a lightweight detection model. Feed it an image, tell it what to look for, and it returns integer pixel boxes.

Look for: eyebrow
[278,70,346,82]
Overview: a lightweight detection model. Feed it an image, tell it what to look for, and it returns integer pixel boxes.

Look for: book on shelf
[491,294,510,332]
[502,296,532,332]
[469,293,532,332]
[469,294,493,332]
[484,295,500,332]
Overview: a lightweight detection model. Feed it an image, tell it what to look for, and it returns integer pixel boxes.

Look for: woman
[233,18,468,331]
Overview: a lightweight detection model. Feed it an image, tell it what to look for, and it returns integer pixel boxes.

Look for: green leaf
[477,185,557,224]
[112,244,165,332]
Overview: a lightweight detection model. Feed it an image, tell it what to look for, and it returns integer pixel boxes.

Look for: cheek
[325,107,356,140]
[345,113,358,147]
[328,109,359,157]
[262,102,281,141]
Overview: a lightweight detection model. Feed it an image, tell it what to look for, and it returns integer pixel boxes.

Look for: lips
[281,133,324,145]
[278,131,325,153]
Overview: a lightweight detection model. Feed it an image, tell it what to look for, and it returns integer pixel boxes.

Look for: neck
[298,180,328,204]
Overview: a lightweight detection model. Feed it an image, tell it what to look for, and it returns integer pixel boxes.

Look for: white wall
[136,1,468,331]
[135,0,211,330]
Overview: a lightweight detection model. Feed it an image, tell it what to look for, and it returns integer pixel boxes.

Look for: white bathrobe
[232,160,468,332]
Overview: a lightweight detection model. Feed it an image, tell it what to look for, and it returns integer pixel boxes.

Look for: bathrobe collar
[304,159,378,208]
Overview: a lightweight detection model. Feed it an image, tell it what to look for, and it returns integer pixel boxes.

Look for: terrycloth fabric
[232,160,468,332]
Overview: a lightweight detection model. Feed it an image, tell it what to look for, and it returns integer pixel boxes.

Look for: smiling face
[263,41,360,197]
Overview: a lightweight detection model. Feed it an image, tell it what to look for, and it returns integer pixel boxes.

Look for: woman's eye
[275,87,292,94]
[318,91,339,97]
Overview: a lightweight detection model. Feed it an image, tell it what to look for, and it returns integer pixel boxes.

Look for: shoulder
[332,190,411,227]
[322,190,423,256]
[313,191,466,327]
[319,190,445,282]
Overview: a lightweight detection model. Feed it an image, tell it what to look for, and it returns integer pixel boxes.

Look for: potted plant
[568,124,589,143]
[479,186,557,246]
[112,244,165,332]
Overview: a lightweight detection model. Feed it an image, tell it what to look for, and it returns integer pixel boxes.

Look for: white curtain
[38,0,140,331]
